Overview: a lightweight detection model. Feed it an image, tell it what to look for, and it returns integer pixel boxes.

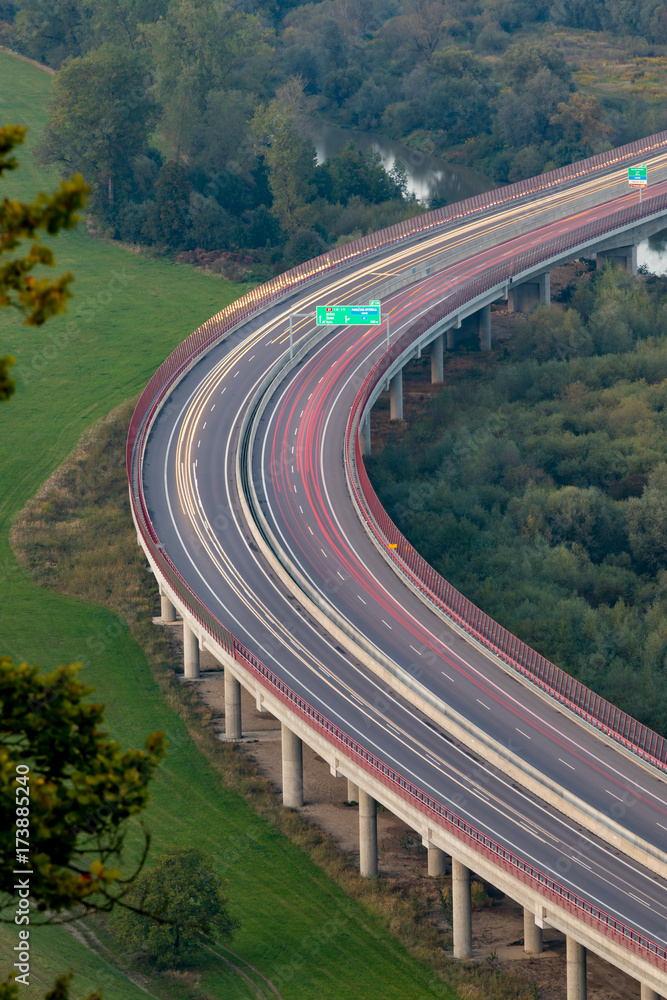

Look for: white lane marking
[197,439,201,448]
[308,525,314,535]
[387,724,400,736]
[234,371,239,377]
[291,465,294,473]
[211,403,216,410]
[294,428,298,435]
[441,671,455,682]
[300,409,304,417]
[299,505,303,513]
[476,699,490,710]
[248,354,255,361]
[605,790,624,803]
[409,645,422,655]
[320,548,328,558]
[337,571,345,579]
[629,893,652,909]
[292,446,295,455]
[516,728,531,739]
[657,822,667,833]
[308,392,312,399]
[203,422,207,429]
[575,859,592,871]
[357,595,367,604]
[382,619,393,629]
[293,485,297,493]
[220,387,226,394]
[559,758,575,770]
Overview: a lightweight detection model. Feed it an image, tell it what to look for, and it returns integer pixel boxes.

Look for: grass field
[0,51,455,1000]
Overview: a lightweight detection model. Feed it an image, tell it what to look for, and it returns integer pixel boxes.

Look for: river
[300,117,667,273]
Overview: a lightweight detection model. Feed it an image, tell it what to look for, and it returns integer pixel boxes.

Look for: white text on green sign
[316,304,381,326]
[628,164,647,186]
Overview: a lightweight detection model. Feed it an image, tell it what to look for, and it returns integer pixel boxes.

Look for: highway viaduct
[129,133,667,1000]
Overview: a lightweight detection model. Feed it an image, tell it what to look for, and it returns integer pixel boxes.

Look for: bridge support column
[478,304,491,351]
[281,724,303,808]
[566,937,586,1000]
[431,333,444,383]
[183,621,200,679]
[452,858,472,959]
[540,271,550,305]
[640,986,661,1000]
[597,244,637,275]
[389,369,403,421]
[347,779,358,802]
[523,908,543,954]
[446,327,456,350]
[224,667,242,739]
[427,846,447,876]
[360,413,371,456]
[160,587,176,622]
[358,789,377,877]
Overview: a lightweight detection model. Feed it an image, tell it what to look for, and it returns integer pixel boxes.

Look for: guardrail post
[183,621,200,679]
[347,779,359,802]
[523,908,543,954]
[566,937,586,1000]
[640,986,660,1000]
[359,789,378,877]
[452,858,472,958]
[389,369,403,421]
[160,587,176,622]
[281,723,303,808]
[224,667,242,739]
[427,846,447,876]
[360,414,371,456]
[430,333,444,383]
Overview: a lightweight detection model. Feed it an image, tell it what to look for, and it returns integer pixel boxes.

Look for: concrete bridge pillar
[446,327,456,350]
[347,779,358,802]
[452,858,472,958]
[509,273,550,313]
[427,846,447,876]
[224,667,242,739]
[358,789,378,877]
[431,333,444,383]
[566,937,586,1000]
[478,304,491,351]
[183,621,200,679]
[640,986,661,1000]
[160,588,176,622]
[281,723,303,808]
[597,244,637,275]
[389,369,403,421]
[523,908,543,954]
[360,413,371,456]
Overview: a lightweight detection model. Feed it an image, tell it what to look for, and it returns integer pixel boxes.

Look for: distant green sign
[628,164,648,187]
[316,303,381,326]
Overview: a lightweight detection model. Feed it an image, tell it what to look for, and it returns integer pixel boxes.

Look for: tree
[251,101,316,231]
[0,657,165,919]
[36,44,157,216]
[111,847,239,969]
[12,0,89,68]
[551,93,612,154]
[0,125,88,401]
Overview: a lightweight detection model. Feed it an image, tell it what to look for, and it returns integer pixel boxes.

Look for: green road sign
[316,303,381,326]
[628,164,648,186]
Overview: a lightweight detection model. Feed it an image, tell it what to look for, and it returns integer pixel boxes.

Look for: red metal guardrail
[346,192,667,773]
[127,135,667,968]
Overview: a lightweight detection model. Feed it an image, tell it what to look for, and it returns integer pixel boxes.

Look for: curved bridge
[128,135,667,1000]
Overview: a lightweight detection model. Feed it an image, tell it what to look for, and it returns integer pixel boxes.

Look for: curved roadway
[141,160,667,959]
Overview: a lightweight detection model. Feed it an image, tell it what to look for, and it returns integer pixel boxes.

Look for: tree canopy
[111,847,239,968]
[0,656,165,918]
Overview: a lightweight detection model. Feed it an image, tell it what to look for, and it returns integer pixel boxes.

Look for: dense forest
[3,0,667,277]
[368,266,667,736]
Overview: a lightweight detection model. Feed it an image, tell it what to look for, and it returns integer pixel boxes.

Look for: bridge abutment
[359,788,378,877]
[452,858,473,958]
[566,937,587,1000]
[281,723,303,808]
[183,621,200,679]
[523,908,543,954]
[224,667,242,739]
